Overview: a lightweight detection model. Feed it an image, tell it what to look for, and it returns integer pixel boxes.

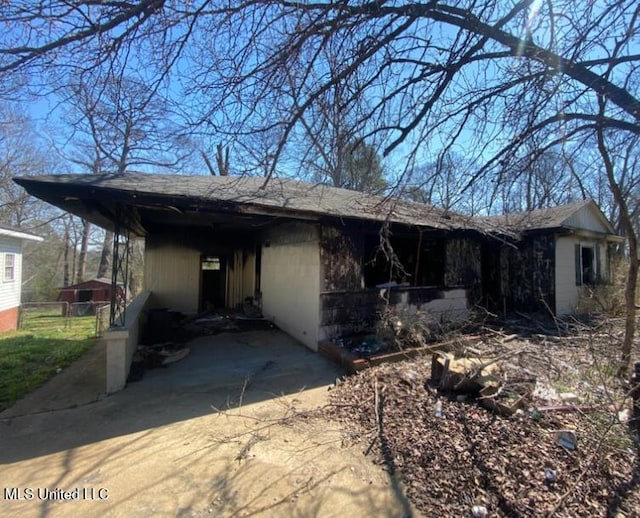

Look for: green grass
[0,311,97,412]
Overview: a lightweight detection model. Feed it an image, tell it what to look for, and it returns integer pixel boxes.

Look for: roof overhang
[476,225,624,246]
[565,228,625,243]
[13,174,465,237]
[0,227,44,242]
[13,176,323,237]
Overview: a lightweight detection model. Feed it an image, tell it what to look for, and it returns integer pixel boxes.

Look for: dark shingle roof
[14,173,478,231]
[13,174,619,239]
[479,199,616,235]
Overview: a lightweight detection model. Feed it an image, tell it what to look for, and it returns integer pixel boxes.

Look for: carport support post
[104,329,130,393]
[110,217,130,328]
[104,210,135,394]
[103,291,152,394]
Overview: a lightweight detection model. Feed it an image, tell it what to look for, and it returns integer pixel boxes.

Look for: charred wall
[318,224,475,340]
[320,223,364,291]
[444,236,482,304]
[319,287,468,340]
[499,234,555,313]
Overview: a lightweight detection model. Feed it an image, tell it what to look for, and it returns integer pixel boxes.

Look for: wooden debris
[324,314,640,517]
[537,404,602,413]
[431,353,502,392]
[319,340,446,374]
[478,384,528,416]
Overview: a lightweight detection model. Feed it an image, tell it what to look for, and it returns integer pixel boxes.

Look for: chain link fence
[19,301,112,337]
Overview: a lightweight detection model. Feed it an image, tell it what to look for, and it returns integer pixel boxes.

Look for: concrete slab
[1,329,341,460]
[0,329,417,517]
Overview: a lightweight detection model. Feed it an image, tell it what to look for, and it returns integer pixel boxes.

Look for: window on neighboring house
[4,253,15,282]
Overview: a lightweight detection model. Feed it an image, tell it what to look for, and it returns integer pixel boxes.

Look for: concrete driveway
[0,329,415,517]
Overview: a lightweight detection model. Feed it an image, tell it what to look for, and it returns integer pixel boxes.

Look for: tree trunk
[98,230,113,279]
[76,219,90,283]
[63,226,71,288]
[596,107,637,376]
[622,253,639,376]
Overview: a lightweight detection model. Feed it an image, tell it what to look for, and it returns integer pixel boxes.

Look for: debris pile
[326,320,640,517]
[144,306,273,342]
[129,305,273,382]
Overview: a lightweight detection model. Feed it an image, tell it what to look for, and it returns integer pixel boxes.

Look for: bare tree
[404,152,490,214]
[491,146,581,213]
[0,106,92,299]
[0,107,58,226]
[202,144,230,176]
[60,76,186,175]
[57,74,188,278]
[2,0,640,369]
[285,38,387,192]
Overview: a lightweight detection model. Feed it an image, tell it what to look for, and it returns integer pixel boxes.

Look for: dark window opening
[363,232,445,288]
[575,244,597,286]
[202,256,221,270]
[581,246,594,285]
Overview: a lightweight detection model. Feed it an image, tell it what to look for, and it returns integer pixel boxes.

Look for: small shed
[57,278,116,316]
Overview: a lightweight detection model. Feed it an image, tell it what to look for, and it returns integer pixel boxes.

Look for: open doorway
[200,255,226,311]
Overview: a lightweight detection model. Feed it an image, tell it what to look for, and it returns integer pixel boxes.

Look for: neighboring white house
[0,225,43,332]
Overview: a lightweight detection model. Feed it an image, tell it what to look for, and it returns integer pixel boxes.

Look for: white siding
[555,235,609,314]
[0,237,22,312]
[555,236,578,315]
[565,205,611,234]
[144,238,200,313]
[261,223,321,350]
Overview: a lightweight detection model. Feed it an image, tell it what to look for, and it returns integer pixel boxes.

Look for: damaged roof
[14,173,481,235]
[13,173,620,240]
[480,199,619,238]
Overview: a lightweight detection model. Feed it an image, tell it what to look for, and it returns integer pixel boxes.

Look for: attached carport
[14,174,337,393]
[13,172,485,393]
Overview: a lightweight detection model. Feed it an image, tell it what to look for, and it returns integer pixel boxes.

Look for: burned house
[480,200,623,316]
[13,174,622,391]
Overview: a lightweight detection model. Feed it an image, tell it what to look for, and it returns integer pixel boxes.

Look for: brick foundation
[0,306,19,333]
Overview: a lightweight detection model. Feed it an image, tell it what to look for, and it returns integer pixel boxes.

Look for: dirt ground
[325,315,640,517]
[0,330,416,518]
[6,316,636,517]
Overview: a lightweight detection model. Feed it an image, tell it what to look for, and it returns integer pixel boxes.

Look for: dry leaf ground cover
[325,316,640,517]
